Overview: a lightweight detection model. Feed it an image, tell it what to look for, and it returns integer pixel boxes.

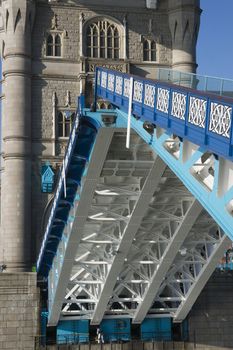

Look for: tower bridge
[1,0,233,348]
[37,66,233,342]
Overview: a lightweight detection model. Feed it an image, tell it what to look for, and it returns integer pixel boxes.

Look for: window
[86,20,120,59]
[46,33,62,57]
[143,39,157,62]
[58,112,75,138]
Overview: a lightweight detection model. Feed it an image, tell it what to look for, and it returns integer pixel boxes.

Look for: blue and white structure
[37,66,233,337]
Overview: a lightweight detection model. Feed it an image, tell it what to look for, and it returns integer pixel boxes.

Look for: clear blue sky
[197,0,233,79]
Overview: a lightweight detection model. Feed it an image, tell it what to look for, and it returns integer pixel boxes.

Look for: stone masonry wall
[41,271,233,350]
[0,273,39,350]
[43,342,233,350]
[188,270,233,348]
[32,2,172,62]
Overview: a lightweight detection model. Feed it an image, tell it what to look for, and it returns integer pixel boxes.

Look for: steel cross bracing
[48,129,165,325]
[89,167,229,323]
[47,115,230,326]
[57,130,163,324]
[40,67,233,326]
[111,208,228,323]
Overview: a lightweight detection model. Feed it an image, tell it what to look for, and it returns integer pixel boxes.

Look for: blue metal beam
[96,67,233,161]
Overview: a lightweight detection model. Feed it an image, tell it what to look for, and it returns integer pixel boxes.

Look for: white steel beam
[48,128,114,326]
[173,234,231,322]
[90,156,167,325]
[133,199,202,323]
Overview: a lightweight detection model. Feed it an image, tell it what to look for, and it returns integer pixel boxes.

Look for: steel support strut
[133,200,203,323]
[48,129,114,326]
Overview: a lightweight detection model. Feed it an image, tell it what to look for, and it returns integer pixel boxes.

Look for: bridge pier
[0,273,39,350]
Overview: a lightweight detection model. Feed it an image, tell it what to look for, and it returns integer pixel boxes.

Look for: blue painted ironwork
[44,106,231,325]
[57,320,89,344]
[37,68,233,328]
[96,67,233,161]
[41,162,55,193]
[41,310,48,346]
[113,108,233,242]
[218,262,233,270]
[37,110,127,280]
[141,318,172,341]
[37,95,98,277]
[100,319,131,342]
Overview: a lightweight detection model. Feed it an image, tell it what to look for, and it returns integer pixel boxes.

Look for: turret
[168,0,201,73]
[0,0,35,271]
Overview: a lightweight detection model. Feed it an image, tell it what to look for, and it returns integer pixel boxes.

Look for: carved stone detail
[88,62,126,73]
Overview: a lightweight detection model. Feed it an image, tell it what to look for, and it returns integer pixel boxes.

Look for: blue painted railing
[96,67,233,161]
[38,69,233,277]
[37,108,80,275]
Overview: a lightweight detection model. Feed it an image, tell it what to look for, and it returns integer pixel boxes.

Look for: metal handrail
[96,66,233,163]
[157,68,233,98]
[37,97,82,276]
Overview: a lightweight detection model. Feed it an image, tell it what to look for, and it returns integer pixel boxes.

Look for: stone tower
[0,0,35,271]
[168,0,201,73]
[0,0,201,271]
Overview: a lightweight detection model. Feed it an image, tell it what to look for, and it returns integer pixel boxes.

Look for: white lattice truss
[101,71,107,88]
[188,97,207,128]
[144,84,156,108]
[157,88,169,114]
[171,91,187,120]
[124,78,131,98]
[133,81,143,103]
[107,74,115,92]
[48,125,230,326]
[209,102,232,138]
[115,76,123,95]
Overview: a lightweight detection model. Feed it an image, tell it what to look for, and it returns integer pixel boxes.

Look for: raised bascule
[37,67,233,341]
[0,0,233,349]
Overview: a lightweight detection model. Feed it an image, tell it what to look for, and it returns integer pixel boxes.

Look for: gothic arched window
[55,34,61,56]
[58,112,75,138]
[46,34,54,56]
[143,39,157,62]
[151,40,157,61]
[143,40,150,61]
[86,20,120,59]
[46,33,62,57]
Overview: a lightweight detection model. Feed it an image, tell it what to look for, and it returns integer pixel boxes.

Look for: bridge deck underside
[48,124,229,326]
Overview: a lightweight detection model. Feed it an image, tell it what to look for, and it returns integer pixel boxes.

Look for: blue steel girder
[96,67,233,161]
[48,127,124,325]
[116,109,233,242]
[37,68,233,327]
[48,127,167,325]
[96,67,233,241]
[37,109,99,277]
[56,115,230,324]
